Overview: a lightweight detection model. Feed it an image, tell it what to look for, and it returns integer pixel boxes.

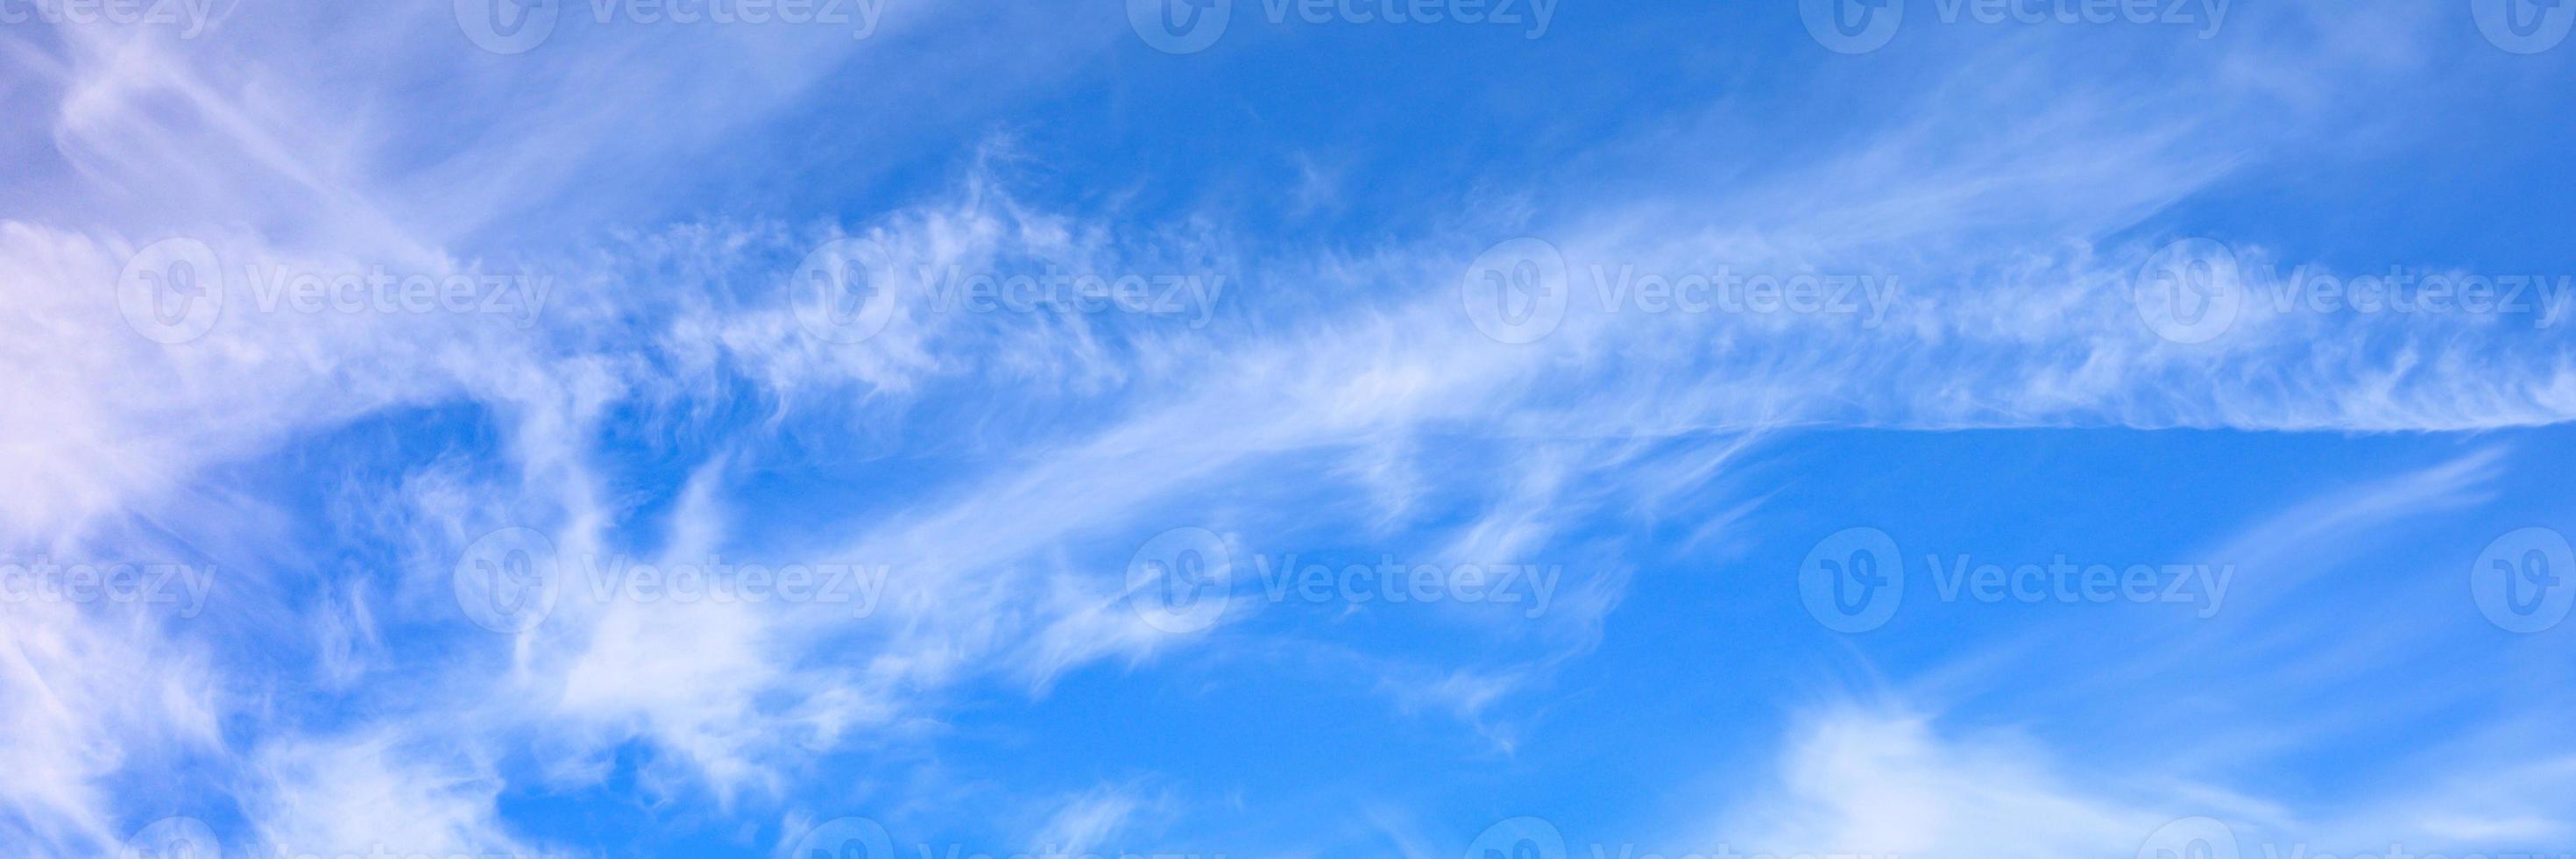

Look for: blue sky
[4,2,2576,857]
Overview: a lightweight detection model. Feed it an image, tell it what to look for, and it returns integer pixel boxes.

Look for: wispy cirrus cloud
[3,3,2572,857]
